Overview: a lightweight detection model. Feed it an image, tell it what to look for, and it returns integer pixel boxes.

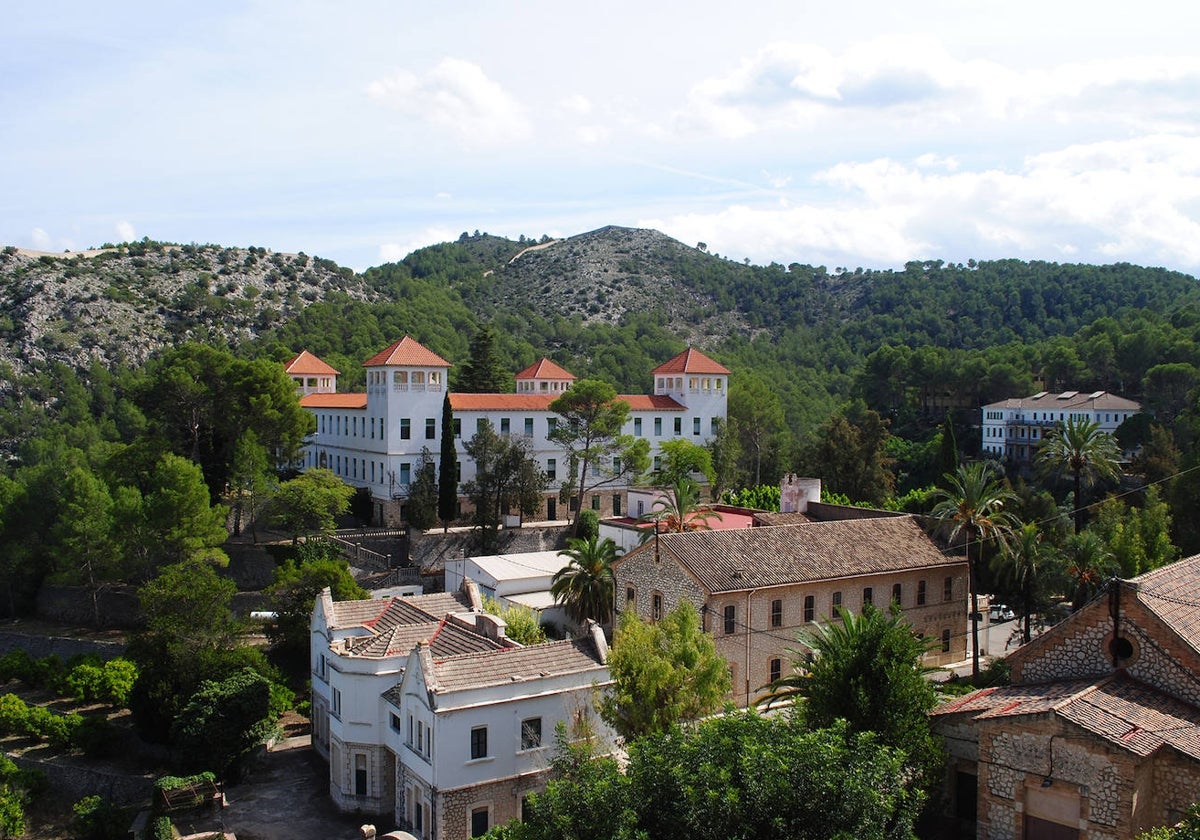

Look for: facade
[443,550,568,633]
[294,338,729,525]
[931,555,1200,839]
[311,584,614,840]
[611,511,969,707]
[981,390,1142,465]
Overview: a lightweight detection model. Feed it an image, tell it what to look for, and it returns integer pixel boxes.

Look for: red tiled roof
[363,336,451,368]
[448,393,685,412]
[431,639,608,692]
[651,348,730,375]
[1131,554,1200,656]
[515,358,576,381]
[299,393,367,409]
[285,350,340,376]
[618,516,960,593]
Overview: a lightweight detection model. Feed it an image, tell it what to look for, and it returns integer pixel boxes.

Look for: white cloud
[116,220,136,241]
[367,58,531,146]
[642,135,1200,272]
[378,226,460,264]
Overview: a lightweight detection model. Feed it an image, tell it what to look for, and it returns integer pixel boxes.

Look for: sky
[4,1,1200,275]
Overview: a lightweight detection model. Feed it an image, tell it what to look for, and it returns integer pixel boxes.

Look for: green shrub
[150,815,174,840]
[100,659,138,706]
[0,649,36,683]
[65,663,107,703]
[72,795,127,840]
[576,509,600,541]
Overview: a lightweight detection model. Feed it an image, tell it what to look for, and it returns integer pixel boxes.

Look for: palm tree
[996,522,1055,645]
[638,477,723,540]
[931,461,1017,678]
[1062,530,1116,610]
[1036,416,1122,534]
[551,535,621,627]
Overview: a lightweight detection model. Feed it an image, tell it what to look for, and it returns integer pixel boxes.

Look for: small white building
[981,389,1142,465]
[444,550,569,633]
[310,583,614,840]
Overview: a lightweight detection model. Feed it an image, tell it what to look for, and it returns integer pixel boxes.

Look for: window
[917,580,927,606]
[723,604,736,634]
[653,456,662,472]
[470,726,488,760]
[524,417,534,436]
[400,463,411,485]
[500,417,510,434]
[591,495,600,511]
[892,583,902,606]
[863,587,873,607]
[453,418,462,437]
[390,713,402,733]
[673,417,682,435]
[547,417,557,434]
[332,687,342,718]
[941,629,951,653]
[546,458,556,481]
[471,807,489,837]
[520,717,542,750]
[711,417,720,434]
[693,417,701,435]
[943,576,954,602]
[613,495,622,516]
[654,417,662,436]
[634,417,643,436]
[400,418,411,440]
[626,586,636,607]
[769,658,782,684]
[652,592,663,622]
[355,753,367,796]
[770,599,783,628]
[832,591,843,617]
[803,595,814,623]
[317,653,327,681]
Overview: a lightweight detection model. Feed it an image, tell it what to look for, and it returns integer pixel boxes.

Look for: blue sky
[4,1,1200,274]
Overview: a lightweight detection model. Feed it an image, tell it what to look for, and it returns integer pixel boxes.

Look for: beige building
[612,512,968,707]
[931,554,1200,840]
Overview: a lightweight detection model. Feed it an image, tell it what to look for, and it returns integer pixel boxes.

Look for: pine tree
[458,325,510,393]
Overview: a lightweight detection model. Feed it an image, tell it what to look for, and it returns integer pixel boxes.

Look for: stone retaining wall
[0,630,126,661]
[8,752,154,807]
[410,526,570,580]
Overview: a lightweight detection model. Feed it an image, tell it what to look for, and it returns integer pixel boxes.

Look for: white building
[444,550,568,633]
[311,584,614,840]
[981,389,1142,465]
[294,338,730,525]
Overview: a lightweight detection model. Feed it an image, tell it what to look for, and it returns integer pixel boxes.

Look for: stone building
[612,512,968,707]
[931,554,1200,839]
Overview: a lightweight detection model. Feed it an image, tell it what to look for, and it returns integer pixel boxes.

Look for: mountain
[0,240,375,374]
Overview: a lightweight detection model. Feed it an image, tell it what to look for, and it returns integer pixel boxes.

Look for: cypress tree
[458,326,510,393]
[438,392,457,532]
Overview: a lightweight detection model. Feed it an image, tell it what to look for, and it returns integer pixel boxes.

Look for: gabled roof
[325,590,473,631]
[933,674,1200,762]
[351,617,504,659]
[363,336,451,368]
[652,348,730,376]
[299,393,367,409]
[515,358,576,381]
[618,516,959,594]
[1130,554,1200,656]
[430,638,607,693]
[983,390,1141,412]
[285,350,340,376]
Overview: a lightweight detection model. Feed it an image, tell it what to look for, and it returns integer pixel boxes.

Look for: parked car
[990,603,1015,622]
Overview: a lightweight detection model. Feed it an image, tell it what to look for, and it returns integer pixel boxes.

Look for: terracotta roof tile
[285,350,340,376]
[450,394,557,411]
[620,516,959,593]
[1131,554,1200,656]
[363,337,451,368]
[621,395,686,411]
[983,391,1141,412]
[431,639,607,693]
[515,358,576,381]
[651,348,731,375]
[299,393,368,409]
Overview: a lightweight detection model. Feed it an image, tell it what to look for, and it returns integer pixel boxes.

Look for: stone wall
[0,630,126,661]
[436,769,552,840]
[410,526,571,580]
[9,753,153,807]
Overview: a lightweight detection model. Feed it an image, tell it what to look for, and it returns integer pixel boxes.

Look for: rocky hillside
[0,240,375,373]
[449,226,760,345]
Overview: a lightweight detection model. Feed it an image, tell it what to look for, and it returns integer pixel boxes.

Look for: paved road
[178,738,368,840]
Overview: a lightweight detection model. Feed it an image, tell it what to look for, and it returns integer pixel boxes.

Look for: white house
[294,338,730,525]
[981,389,1142,465]
[310,584,614,840]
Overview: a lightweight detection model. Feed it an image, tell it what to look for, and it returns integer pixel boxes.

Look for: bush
[0,649,36,684]
[150,815,174,840]
[100,659,138,706]
[576,509,600,541]
[71,795,127,840]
